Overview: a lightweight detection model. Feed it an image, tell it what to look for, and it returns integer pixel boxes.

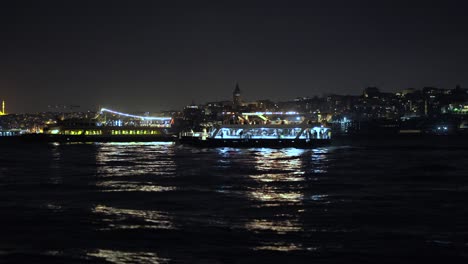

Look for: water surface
[0,140,467,263]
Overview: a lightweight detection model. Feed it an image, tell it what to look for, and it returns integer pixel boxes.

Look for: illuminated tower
[233,83,241,107]
[0,100,5,116]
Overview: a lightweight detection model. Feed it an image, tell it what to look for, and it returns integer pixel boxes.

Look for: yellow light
[0,100,5,116]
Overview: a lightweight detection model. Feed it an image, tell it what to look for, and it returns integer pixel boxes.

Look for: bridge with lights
[99,108,172,121]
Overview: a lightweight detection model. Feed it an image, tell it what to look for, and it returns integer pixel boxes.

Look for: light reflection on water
[48,143,63,184]
[42,203,63,212]
[310,148,329,174]
[254,243,317,252]
[245,218,302,233]
[252,148,305,175]
[247,147,331,204]
[87,249,170,264]
[248,148,306,204]
[92,205,176,230]
[248,188,303,204]
[3,139,468,262]
[95,181,176,192]
[241,147,331,243]
[95,142,177,192]
[90,142,177,262]
[72,144,333,254]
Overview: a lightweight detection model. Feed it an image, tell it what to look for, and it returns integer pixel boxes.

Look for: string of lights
[100,108,172,121]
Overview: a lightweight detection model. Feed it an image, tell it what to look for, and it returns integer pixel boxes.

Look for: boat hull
[12,134,177,143]
[180,136,331,148]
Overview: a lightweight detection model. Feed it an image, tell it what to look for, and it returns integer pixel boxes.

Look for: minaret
[233,83,241,107]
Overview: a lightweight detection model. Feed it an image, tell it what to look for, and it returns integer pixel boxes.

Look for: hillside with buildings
[2,84,468,135]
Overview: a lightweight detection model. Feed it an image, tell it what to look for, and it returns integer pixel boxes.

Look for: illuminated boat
[41,108,176,142]
[180,112,331,148]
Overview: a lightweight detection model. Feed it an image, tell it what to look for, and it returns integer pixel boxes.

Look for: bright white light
[242,111,299,116]
[100,108,172,121]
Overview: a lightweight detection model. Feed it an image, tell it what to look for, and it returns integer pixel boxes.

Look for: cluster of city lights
[221,111,299,115]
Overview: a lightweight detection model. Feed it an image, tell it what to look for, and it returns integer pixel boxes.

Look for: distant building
[363,87,380,98]
[233,83,242,107]
[401,88,417,96]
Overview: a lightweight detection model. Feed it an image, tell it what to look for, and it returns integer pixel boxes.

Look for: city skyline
[1,1,468,113]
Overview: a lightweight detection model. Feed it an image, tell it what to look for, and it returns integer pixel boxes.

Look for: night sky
[1,1,468,113]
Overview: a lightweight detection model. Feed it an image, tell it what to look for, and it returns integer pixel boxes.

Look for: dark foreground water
[0,138,467,263]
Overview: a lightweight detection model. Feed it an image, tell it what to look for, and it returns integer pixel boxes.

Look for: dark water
[0,139,467,263]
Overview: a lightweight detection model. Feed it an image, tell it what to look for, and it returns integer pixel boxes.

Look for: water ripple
[92,205,176,230]
[87,249,170,264]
